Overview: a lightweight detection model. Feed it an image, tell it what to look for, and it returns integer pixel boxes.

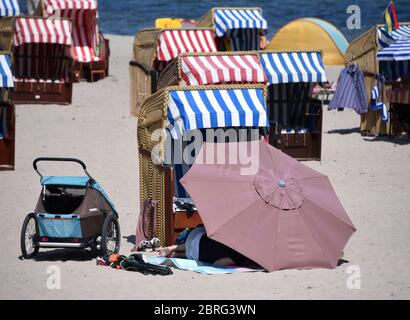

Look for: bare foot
[158,245,177,257]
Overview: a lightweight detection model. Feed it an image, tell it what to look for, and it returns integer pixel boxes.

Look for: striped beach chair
[0,16,74,104]
[345,22,410,136]
[260,50,327,160]
[38,0,109,82]
[137,84,268,246]
[0,51,15,170]
[157,51,270,203]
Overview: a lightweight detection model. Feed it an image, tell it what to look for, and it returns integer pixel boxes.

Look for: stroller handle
[33,157,93,180]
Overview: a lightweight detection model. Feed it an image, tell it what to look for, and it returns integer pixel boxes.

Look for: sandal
[137,240,152,252]
[150,238,161,252]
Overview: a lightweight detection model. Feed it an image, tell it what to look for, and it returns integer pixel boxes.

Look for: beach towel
[370,76,389,121]
[145,256,263,275]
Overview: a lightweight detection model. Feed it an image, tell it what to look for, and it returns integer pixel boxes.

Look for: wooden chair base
[90,67,107,82]
[12,81,73,105]
[73,62,83,82]
[272,132,322,161]
[74,61,109,82]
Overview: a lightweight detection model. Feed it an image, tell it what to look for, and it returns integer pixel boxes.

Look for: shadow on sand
[363,135,410,145]
[326,127,360,135]
[20,249,97,262]
[125,235,136,246]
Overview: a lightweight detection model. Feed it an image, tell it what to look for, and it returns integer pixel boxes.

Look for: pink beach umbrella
[180,140,356,272]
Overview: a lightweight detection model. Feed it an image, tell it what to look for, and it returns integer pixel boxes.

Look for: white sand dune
[0,35,409,299]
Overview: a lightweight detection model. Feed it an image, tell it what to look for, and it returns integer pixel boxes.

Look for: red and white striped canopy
[156,29,217,62]
[180,54,267,85]
[43,0,97,13]
[13,17,72,46]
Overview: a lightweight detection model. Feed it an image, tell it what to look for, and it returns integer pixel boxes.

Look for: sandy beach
[1,34,410,300]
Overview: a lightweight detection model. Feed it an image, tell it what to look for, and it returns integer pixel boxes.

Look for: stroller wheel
[100,214,121,256]
[20,213,39,259]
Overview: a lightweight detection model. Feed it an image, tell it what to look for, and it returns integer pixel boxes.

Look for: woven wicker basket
[137,83,267,245]
[0,18,16,51]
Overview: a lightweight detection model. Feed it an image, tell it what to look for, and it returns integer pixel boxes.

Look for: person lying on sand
[158,226,252,267]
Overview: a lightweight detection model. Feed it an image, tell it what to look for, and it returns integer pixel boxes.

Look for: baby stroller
[20,158,121,259]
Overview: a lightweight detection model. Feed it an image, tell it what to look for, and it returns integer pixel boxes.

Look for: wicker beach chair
[137,84,268,246]
[260,50,326,160]
[129,27,217,117]
[0,17,73,104]
[345,22,410,136]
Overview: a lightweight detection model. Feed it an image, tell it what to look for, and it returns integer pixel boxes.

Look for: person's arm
[158,244,186,257]
[213,257,236,267]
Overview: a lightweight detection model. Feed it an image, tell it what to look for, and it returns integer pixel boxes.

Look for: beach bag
[133,199,158,251]
[108,254,173,276]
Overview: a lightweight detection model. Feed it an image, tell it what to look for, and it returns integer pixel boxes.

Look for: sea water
[18,0,410,41]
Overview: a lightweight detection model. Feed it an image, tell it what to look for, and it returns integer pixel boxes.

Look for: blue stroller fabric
[37,213,82,238]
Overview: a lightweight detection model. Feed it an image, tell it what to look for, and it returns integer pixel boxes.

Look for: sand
[1,35,410,300]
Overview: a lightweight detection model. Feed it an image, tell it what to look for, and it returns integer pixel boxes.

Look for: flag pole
[381,1,392,17]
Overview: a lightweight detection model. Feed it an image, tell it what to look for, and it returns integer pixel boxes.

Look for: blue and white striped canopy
[377,39,410,61]
[167,88,268,138]
[0,54,14,88]
[378,25,410,48]
[0,0,20,17]
[259,52,327,84]
[214,9,268,37]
